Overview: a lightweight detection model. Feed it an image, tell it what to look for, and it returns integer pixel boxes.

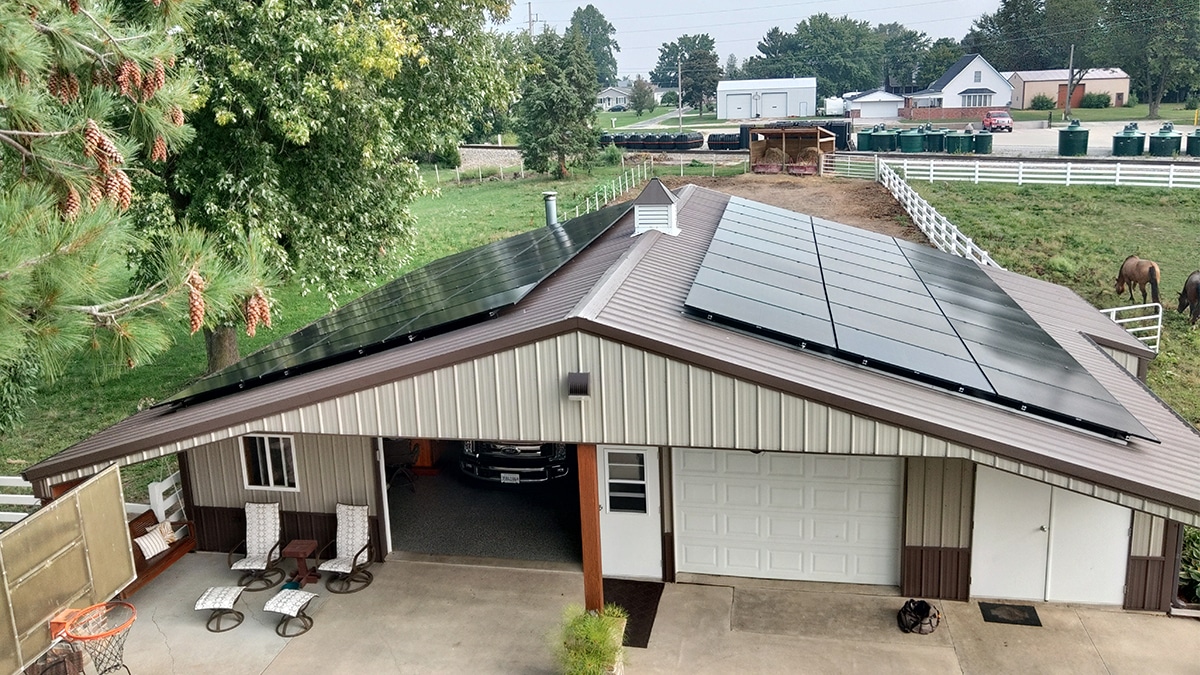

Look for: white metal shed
[717,78,817,120]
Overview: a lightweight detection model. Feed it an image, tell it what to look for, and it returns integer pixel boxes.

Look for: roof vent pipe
[542,191,558,227]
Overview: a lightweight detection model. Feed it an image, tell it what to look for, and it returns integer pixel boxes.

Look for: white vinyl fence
[821,152,1164,352]
[0,469,185,527]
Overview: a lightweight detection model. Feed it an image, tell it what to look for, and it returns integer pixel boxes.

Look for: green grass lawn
[915,181,1200,425]
[1010,102,1198,125]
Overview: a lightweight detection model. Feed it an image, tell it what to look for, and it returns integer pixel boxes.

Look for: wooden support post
[577,444,603,611]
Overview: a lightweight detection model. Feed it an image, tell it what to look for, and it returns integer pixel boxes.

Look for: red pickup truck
[982,110,1013,132]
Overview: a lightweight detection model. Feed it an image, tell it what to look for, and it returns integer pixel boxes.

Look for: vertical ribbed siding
[1130,510,1164,557]
[185,434,376,515]
[1101,346,1142,378]
[905,458,974,548]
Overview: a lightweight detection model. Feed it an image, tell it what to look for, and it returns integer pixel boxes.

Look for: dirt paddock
[656,174,928,244]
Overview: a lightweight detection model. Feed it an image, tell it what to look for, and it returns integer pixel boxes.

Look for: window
[607,451,647,513]
[961,94,993,108]
[974,70,982,83]
[241,435,297,490]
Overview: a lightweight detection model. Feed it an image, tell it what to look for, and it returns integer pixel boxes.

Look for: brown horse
[1178,271,1200,325]
[1115,255,1161,305]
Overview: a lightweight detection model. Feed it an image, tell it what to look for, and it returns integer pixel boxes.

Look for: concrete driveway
[114,553,1200,674]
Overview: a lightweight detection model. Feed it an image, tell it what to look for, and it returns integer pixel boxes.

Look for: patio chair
[316,503,373,594]
[227,502,285,591]
[384,437,419,492]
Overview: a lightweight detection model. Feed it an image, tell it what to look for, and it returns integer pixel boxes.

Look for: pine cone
[186,270,206,334]
[64,72,79,102]
[83,119,102,158]
[68,0,79,13]
[97,132,123,166]
[257,291,272,328]
[48,70,61,100]
[116,60,141,98]
[150,135,167,162]
[102,170,131,210]
[245,299,259,337]
[140,58,165,101]
[168,105,184,126]
[60,185,80,221]
[87,180,103,207]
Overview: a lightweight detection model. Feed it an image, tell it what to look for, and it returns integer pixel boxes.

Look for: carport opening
[383,438,582,567]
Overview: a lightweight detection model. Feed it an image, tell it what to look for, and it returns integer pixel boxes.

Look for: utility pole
[1064,43,1075,119]
[527,2,535,34]
[677,53,683,133]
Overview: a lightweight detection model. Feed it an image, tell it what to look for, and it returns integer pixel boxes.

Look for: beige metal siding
[1101,347,1141,377]
[1130,511,1165,557]
[905,458,974,547]
[185,434,376,515]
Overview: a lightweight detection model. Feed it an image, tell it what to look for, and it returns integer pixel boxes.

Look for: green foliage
[567,5,619,89]
[920,38,965,85]
[1080,92,1111,108]
[742,15,880,99]
[515,29,599,178]
[1181,526,1200,603]
[600,144,622,165]
[661,91,680,107]
[555,603,628,675]
[1029,94,1056,110]
[629,77,657,117]
[1185,96,1200,111]
[1102,0,1200,117]
[1125,90,1138,107]
[649,35,722,113]
[0,356,39,434]
[876,23,930,88]
[965,0,1103,74]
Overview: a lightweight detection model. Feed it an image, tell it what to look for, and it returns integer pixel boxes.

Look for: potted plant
[555,603,628,675]
[1175,526,1200,616]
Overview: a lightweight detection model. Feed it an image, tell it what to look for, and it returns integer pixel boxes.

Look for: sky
[496,0,1003,80]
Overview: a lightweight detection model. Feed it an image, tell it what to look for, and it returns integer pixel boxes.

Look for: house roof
[910,54,1012,98]
[1010,68,1130,82]
[845,88,904,103]
[959,88,996,95]
[717,78,817,91]
[25,184,1200,521]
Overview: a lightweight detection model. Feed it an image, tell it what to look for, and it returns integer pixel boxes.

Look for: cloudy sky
[497,0,1002,79]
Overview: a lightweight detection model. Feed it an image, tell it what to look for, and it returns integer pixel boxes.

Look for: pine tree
[515,30,599,179]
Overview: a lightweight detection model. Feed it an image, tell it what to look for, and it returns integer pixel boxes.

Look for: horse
[1178,270,1200,326]
[1115,255,1161,305]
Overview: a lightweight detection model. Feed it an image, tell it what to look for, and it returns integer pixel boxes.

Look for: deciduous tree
[741,15,881,98]
[567,4,619,88]
[1102,0,1199,117]
[650,35,721,115]
[514,30,598,178]
[629,76,656,116]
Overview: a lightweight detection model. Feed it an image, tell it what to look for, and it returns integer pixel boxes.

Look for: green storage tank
[899,129,926,153]
[973,130,994,155]
[944,131,973,154]
[1057,119,1089,156]
[870,128,892,152]
[1148,122,1181,157]
[857,128,874,151]
[1188,130,1200,157]
[924,129,946,152]
[1111,123,1146,157]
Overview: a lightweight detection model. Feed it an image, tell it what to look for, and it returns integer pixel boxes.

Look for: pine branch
[0,131,92,171]
[31,21,107,61]
[62,281,174,325]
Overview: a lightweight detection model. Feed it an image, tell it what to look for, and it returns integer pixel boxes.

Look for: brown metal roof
[26,184,1200,519]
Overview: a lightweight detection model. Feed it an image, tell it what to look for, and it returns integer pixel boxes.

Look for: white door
[972,466,1131,603]
[598,446,662,579]
[761,92,787,117]
[673,449,902,585]
[727,93,751,118]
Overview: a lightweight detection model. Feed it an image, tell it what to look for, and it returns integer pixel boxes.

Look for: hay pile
[762,147,790,164]
[796,147,822,165]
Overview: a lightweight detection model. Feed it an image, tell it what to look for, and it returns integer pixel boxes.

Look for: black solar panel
[684,197,1155,441]
[170,203,629,405]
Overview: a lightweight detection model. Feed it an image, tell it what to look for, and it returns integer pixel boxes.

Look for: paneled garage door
[673,449,902,585]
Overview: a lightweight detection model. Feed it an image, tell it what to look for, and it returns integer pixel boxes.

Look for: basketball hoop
[62,602,136,675]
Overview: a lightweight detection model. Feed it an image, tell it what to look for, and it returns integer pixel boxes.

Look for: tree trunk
[204,325,240,374]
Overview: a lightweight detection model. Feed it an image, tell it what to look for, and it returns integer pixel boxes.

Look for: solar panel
[684,197,1155,442]
[170,202,629,405]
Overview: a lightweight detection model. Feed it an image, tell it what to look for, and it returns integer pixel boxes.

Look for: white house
[597,82,677,110]
[845,88,906,119]
[905,54,1013,119]
[716,78,818,120]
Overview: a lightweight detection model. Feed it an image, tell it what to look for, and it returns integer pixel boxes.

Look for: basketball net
[62,602,136,675]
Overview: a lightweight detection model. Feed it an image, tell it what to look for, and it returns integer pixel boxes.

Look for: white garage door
[673,449,902,585]
[725,93,751,118]
[760,92,788,117]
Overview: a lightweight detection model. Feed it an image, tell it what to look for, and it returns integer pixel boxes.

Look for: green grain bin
[870,128,893,152]
[944,131,973,154]
[1148,122,1181,157]
[973,130,994,154]
[857,128,874,151]
[899,129,926,153]
[1188,130,1200,157]
[1057,119,1089,156]
[924,129,946,152]
[1111,123,1145,157]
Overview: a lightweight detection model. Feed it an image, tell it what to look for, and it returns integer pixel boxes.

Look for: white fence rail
[575,161,650,218]
[823,152,1164,351]
[884,157,1200,189]
[0,469,185,527]
[1100,303,1163,353]
[0,476,39,524]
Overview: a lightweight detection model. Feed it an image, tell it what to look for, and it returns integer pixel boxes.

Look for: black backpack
[897,599,940,634]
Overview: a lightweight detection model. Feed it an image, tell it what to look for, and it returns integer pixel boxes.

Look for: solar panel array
[685,197,1154,441]
[172,203,629,404]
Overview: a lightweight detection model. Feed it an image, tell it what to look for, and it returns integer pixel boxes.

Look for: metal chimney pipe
[542,191,558,227]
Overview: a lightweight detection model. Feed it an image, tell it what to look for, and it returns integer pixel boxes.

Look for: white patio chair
[227,502,285,591]
[316,503,373,594]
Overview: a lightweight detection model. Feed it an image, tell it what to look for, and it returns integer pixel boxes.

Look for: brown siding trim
[1164,520,1183,609]
[1123,519,1183,612]
[178,451,195,522]
[901,546,970,601]
[577,444,603,611]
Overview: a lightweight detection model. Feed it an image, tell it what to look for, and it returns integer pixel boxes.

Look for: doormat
[979,602,1042,627]
[602,578,664,648]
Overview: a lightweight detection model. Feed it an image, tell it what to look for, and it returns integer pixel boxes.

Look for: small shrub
[1029,94,1055,110]
[1182,526,1200,604]
[660,91,679,107]
[1125,91,1138,107]
[555,603,628,675]
[1185,96,1200,111]
[1080,92,1111,108]
[600,144,622,166]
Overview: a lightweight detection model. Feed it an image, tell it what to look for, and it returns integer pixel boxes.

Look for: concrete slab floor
[110,554,1200,674]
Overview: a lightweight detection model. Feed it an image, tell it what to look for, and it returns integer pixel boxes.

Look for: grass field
[915,181,1200,425]
[1010,103,1198,125]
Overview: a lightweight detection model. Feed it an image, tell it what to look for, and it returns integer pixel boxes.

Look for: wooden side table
[282,539,320,588]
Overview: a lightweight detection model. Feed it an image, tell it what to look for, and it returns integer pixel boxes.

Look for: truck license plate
[500,473,519,484]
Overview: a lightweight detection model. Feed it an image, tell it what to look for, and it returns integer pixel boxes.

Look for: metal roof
[1010,68,1130,82]
[717,78,817,91]
[25,184,1200,520]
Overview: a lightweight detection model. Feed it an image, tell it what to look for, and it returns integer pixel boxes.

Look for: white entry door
[972,466,1131,604]
[598,446,662,579]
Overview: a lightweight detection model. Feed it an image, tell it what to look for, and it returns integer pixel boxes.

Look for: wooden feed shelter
[748,127,837,175]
